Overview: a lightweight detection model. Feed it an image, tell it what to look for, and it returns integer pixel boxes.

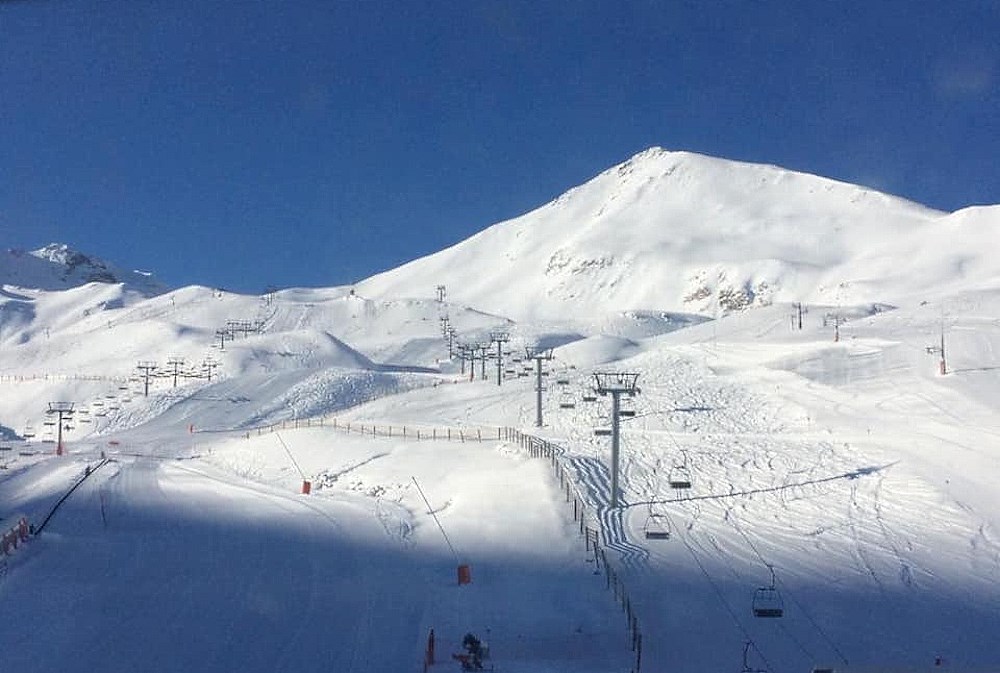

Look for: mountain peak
[2,243,168,295]
[357,150,990,321]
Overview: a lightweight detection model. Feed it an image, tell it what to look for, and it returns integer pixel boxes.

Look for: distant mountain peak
[358,149,995,321]
[1,243,168,295]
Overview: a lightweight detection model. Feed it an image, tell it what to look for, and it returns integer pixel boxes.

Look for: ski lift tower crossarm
[592,372,640,508]
[525,345,554,427]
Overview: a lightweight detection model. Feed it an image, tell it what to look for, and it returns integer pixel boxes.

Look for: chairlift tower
[489,331,510,386]
[926,320,947,375]
[457,343,470,376]
[202,357,220,382]
[824,312,844,342]
[166,357,186,388]
[477,343,490,380]
[525,346,554,427]
[136,361,157,397]
[46,402,75,456]
[214,328,231,351]
[593,372,640,508]
[791,302,804,330]
[436,285,446,303]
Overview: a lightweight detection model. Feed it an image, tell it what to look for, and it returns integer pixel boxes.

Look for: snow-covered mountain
[1,243,168,295]
[358,148,1000,320]
[3,149,1000,673]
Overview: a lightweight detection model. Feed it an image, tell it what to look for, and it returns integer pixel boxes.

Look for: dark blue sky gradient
[2,1,998,291]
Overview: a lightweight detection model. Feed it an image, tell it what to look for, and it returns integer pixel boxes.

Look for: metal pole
[496,340,502,386]
[610,391,621,507]
[56,410,65,456]
[535,356,543,427]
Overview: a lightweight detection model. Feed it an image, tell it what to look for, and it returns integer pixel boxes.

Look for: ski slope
[3,149,1000,672]
[3,284,1000,672]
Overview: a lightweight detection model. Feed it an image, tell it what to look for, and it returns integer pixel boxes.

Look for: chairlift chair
[643,514,671,540]
[668,464,692,490]
[752,566,784,618]
[558,390,576,409]
[556,378,570,386]
[582,394,597,403]
[618,409,636,418]
[594,428,612,437]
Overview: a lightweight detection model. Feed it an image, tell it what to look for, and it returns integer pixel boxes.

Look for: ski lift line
[777,618,818,662]
[727,504,849,666]
[666,510,776,673]
[726,507,850,667]
[274,433,307,480]
[630,464,882,509]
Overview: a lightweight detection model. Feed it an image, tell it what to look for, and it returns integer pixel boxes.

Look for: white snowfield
[2,149,1000,672]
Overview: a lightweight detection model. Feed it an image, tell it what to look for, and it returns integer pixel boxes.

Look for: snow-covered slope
[357,148,1000,321]
[1,243,168,295]
[3,148,1000,673]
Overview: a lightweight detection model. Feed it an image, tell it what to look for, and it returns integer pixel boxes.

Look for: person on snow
[461,632,484,670]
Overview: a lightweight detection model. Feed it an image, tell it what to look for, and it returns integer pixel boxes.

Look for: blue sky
[2,1,998,292]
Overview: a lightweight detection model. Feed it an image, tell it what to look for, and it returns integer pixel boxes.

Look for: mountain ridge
[1,243,168,296]
[357,147,996,320]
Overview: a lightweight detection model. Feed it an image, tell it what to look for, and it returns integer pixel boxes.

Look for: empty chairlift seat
[752,587,784,618]
[559,391,576,409]
[752,566,784,618]
[668,465,692,490]
[643,514,670,540]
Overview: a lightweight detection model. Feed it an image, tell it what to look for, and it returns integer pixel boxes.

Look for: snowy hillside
[1,243,168,295]
[358,148,1000,322]
[2,149,1000,673]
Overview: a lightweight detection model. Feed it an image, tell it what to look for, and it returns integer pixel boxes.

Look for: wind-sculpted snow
[240,368,434,428]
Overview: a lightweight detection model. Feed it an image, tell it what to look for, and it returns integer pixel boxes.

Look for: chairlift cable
[727,508,850,666]
[665,510,776,673]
